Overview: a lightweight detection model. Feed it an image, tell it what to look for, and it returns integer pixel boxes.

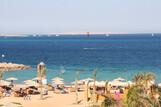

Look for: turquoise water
[0,34,161,83]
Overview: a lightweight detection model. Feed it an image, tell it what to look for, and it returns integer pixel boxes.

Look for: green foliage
[150,85,161,107]
[159,97,161,106]
[127,85,153,107]
[126,72,161,107]
[133,72,155,87]
[101,97,116,107]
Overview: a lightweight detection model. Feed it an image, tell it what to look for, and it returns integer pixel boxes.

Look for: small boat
[1,54,5,58]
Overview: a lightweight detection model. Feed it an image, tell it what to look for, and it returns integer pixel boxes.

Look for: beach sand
[0,91,85,107]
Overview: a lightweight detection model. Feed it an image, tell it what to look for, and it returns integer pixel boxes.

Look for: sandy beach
[0,91,85,107]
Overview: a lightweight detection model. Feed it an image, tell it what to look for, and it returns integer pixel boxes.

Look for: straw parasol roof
[24,80,39,86]
[6,77,18,81]
[71,81,83,85]
[0,80,10,86]
[109,77,129,87]
[12,84,28,91]
[51,77,64,81]
[52,80,64,85]
[113,77,126,82]
[0,62,31,71]
[158,83,161,87]
[109,81,128,87]
[88,81,106,87]
[32,77,41,80]
[80,78,94,82]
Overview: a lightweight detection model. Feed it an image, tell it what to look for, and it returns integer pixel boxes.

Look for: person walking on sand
[23,88,31,100]
[114,90,121,107]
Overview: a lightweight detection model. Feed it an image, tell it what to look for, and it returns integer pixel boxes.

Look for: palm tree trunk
[40,77,43,100]
[93,70,97,105]
[75,71,79,104]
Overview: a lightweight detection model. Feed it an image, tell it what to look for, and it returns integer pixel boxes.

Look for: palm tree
[105,81,109,94]
[92,69,97,105]
[0,71,3,80]
[149,85,161,107]
[0,70,3,85]
[37,62,46,100]
[127,72,160,107]
[101,96,116,107]
[127,85,153,107]
[133,72,155,87]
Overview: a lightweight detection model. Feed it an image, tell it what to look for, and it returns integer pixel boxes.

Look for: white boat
[1,54,5,58]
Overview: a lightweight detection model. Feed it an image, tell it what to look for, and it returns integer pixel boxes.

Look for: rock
[0,62,31,71]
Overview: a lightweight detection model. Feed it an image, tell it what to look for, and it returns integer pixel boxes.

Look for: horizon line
[0,32,160,37]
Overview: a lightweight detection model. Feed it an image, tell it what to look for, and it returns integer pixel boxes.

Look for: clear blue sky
[0,0,161,34]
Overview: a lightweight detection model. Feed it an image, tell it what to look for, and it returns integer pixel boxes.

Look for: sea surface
[0,34,161,83]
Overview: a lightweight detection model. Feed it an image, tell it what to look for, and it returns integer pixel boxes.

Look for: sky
[0,0,161,34]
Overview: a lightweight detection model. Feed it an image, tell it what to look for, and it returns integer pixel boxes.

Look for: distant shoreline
[0,33,161,38]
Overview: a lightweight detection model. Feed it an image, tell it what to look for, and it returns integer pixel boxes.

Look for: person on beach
[114,90,121,107]
[23,88,31,100]
[9,80,14,87]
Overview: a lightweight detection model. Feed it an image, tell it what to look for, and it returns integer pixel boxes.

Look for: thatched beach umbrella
[71,80,83,85]
[51,77,64,81]
[109,77,129,87]
[113,77,126,82]
[6,77,18,81]
[13,84,28,91]
[52,80,64,85]
[0,80,10,86]
[24,80,34,83]
[32,77,41,81]
[88,81,106,87]
[24,80,39,87]
[158,83,161,87]
[79,78,94,84]
[6,77,18,85]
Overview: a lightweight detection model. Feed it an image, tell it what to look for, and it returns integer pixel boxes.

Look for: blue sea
[0,34,161,83]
